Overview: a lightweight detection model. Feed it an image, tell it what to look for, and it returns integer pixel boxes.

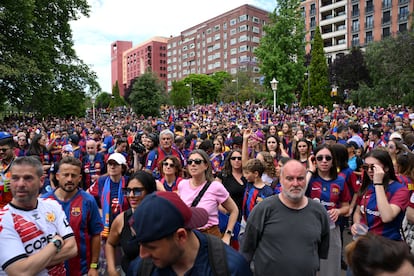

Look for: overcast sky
[70,0,275,94]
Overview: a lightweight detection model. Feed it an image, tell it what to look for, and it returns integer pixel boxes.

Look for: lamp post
[270,77,279,113]
[92,97,96,122]
[304,70,310,106]
[186,83,194,106]
[232,78,239,102]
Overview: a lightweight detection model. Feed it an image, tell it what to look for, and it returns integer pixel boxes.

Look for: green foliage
[0,0,100,116]
[95,92,111,109]
[169,81,191,108]
[255,0,306,106]
[128,72,165,117]
[308,27,331,107]
[110,81,127,108]
[184,74,220,104]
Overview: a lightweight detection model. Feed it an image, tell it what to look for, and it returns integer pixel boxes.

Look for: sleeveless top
[120,209,140,272]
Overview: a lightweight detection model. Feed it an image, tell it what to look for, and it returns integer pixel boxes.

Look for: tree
[307,26,331,107]
[0,0,100,116]
[110,81,127,108]
[184,74,220,104]
[128,72,165,117]
[255,0,306,107]
[95,92,111,109]
[169,81,191,108]
[328,47,371,103]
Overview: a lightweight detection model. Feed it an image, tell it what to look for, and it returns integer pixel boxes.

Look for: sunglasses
[230,156,242,161]
[362,164,375,171]
[0,148,10,153]
[316,155,332,162]
[162,161,175,168]
[122,187,144,196]
[187,159,205,165]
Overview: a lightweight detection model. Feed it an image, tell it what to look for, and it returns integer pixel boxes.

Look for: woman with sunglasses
[105,171,157,276]
[351,149,409,241]
[177,149,239,245]
[306,144,351,276]
[156,155,183,192]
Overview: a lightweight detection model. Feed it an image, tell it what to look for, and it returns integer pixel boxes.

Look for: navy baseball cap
[133,191,208,243]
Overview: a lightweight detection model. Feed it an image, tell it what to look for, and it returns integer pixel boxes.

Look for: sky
[70,0,275,94]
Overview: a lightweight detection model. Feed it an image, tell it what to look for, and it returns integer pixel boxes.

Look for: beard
[88,154,95,162]
[282,186,306,202]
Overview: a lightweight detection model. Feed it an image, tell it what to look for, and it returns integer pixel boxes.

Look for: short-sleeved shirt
[178,179,229,228]
[0,199,74,275]
[356,181,409,240]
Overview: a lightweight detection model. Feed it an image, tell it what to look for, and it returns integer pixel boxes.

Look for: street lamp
[304,70,310,106]
[186,83,194,106]
[270,77,279,113]
[91,97,96,122]
[232,78,239,102]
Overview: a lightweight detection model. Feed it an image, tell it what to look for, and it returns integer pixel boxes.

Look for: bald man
[81,140,105,190]
[242,159,330,276]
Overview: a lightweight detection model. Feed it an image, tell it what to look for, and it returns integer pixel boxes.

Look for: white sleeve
[42,199,74,239]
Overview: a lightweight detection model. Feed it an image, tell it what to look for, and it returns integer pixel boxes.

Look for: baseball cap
[0,132,12,141]
[68,134,80,145]
[389,132,402,141]
[325,134,337,141]
[133,191,208,243]
[107,152,126,165]
[62,144,74,152]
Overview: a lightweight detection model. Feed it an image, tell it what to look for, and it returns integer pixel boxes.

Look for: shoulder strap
[206,234,230,276]
[191,181,211,207]
[138,258,154,276]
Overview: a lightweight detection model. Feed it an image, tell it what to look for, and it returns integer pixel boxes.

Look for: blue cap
[0,132,12,141]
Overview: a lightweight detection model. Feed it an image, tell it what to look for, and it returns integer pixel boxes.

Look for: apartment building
[301,0,413,63]
[111,37,168,97]
[166,4,270,91]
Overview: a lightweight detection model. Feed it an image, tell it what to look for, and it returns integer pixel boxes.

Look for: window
[366,15,373,29]
[252,36,260,43]
[214,25,220,31]
[399,23,407,32]
[230,19,237,26]
[239,25,248,32]
[366,0,374,13]
[214,34,220,40]
[352,19,360,31]
[365,31,373,43]
[310,17,316,28]
[310,3,316,16]
[230,29,237,36]
[352,34,359,46]
[206,28,212,34]
[252,17,259,23]
[399,6,409,21]
[382,27,390,37]
[352,4,359,16]
[239,45,248,52]
[239,14,247,22]
[223,22,227,30]
[230,48,237,55]
[230,38,237,45]
[252,26,260,33]
[382,0,391,9]
[382,11,391,24]
[239,35,248,42]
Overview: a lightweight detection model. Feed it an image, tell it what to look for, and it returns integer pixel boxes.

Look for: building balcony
[320,14,347,26]
[352,10,359,17]
[365,6,374,13]
[352,26,360,32]
[320,0,346,13]
[321,28,347,39]
[399,0,409,4]
[324,43,348,53]
[399,13,409,22]
[365,23,374,29]
[382,18,391,25]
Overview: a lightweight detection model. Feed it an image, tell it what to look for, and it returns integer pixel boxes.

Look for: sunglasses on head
[162,161,175,168]
[122,187,144,196]
[362,164,375,171]
[230,156,242,161]
[187,158,204,165]
[315,155,332,162]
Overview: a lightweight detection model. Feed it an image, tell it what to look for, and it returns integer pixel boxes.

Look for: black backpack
[137,234,229,276]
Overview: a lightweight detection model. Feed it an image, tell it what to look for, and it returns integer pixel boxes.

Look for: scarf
[101,176,125,238]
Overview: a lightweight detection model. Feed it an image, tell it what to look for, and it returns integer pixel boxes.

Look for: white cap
[389,132,402,141]
[107,152,126,165]
[362,124,369,130]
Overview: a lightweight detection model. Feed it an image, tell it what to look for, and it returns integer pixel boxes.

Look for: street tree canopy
[0,0,100,116]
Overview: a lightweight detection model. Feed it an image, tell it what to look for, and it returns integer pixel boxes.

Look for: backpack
[138,234,229,276]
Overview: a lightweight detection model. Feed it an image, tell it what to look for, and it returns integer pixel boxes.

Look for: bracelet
[373,183,383,186]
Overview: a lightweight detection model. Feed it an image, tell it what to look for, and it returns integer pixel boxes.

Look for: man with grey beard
[241,159,330,276]
[81,140,105,190]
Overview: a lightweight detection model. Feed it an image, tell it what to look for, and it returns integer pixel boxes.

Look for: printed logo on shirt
[332,187,340,195]
[45,212,56,222]
[71,207,81,217]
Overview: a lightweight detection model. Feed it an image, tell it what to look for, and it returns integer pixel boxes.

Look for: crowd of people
[1,101,414,275]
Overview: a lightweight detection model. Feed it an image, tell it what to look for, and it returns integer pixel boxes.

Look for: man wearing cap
[324,134,337,146]
[0,132,16,208]
[42,156,103,276]
[88,152,129,238]
[68,134,82,160]
[242,159,330,275]
[129,191,252,276]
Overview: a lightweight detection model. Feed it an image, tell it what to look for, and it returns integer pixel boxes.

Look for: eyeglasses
[0,148,11,153]
[315,155,332,162]
[230,156,242,161]
[122,187,144,196]
[187,159,205,165]
[362,164,375,171]
[162,161,175,168]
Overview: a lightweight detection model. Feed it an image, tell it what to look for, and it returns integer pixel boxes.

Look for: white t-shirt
[0,198,74,275]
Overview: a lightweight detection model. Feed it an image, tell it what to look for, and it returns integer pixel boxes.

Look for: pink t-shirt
[178,179,229,228]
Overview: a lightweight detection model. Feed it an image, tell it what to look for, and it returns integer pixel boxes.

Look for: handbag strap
[191,181,211,207]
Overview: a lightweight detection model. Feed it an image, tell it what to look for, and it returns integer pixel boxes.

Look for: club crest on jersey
[71,207,81,216]
[332,187,340,195]
[45,212,56,222]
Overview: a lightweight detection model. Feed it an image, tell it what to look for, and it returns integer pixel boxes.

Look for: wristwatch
[90,263,99,269]
[225,229,234,237]
[51,238,62,253]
